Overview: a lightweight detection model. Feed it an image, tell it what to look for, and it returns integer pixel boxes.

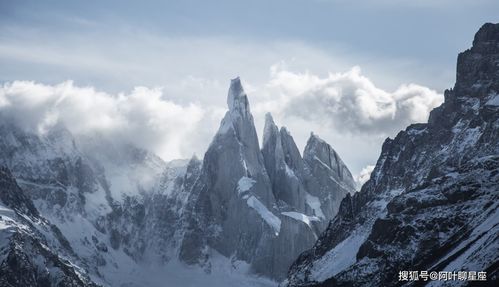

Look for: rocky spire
[217,77,262,161]
[227,77,251,116]
[303,133,355,189]
[279,127,305,174]
[263,113,279,148]
[262,113,285,184]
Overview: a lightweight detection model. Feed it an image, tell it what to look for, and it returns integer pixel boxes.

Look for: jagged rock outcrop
[262,113,308,213]
[0,167,98,287]
[287,23,499,287]
[262,114,356,228]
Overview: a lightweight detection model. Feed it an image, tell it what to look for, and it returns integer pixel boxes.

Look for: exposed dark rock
[287,23,499,287]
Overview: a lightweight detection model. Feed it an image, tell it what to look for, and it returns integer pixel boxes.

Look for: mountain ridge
[286,22,499,287]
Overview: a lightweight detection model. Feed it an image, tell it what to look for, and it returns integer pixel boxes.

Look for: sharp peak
[264,112,276,126]
[265,112,274,120]
[263,113,291,135]
[279,126,290,135]
[473,22,499,47]
[263,113,278,144]
[307,132,332,148]
[309,132,322,141]
[228,77,244,98]
[230,76,242,88]
[455,22,499,94]
[227,77,250,113]
[190,153,200,162]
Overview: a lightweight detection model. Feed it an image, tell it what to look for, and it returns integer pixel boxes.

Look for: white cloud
[0,81,205,160]
[356,165,375,187]
[259,64,444,136]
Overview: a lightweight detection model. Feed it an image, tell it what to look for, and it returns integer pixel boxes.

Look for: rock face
[286,23,499,287]
[262,114,355,228]
[302,134,356,221]
[0,167,98,287]
[179,77,355,280]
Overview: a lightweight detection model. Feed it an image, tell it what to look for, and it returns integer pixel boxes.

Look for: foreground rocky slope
[287,23,499,287]
[0,167,98,286]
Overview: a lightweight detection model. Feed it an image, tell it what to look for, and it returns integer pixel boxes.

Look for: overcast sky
[0,0,498,179]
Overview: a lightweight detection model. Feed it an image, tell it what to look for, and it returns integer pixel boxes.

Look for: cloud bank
[0,81,204,160]
[261,65,443,136]
[0,66,443,176]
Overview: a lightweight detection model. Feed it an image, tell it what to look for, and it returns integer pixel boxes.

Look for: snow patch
[237,176,256,195]
[246,196,281,236]
[285,164,296,178]
[281,211,319,228]
[485,92,499,106]
[305,192,325,219]
[313,155,331,170]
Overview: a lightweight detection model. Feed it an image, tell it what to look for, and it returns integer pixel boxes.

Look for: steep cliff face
[262,113,307,214]
[287,23,499,287]
[302,134,356,221]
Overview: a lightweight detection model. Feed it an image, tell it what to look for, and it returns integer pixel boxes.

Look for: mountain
[0,120,201,286]
[179,77,355,280]
[286,23,499,287]
[0,77,355,285]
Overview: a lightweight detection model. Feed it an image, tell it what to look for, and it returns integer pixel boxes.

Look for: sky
[0,0,498,179]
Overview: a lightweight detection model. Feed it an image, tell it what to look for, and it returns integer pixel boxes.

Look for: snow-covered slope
[286,22,499,287]
[0,120,200,286]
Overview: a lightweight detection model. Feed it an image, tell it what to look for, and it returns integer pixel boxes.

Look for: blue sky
[0,0,497,177]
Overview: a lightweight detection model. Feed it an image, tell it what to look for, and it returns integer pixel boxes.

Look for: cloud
[356,165,375,187]
[262,65,443,136]
[0,81,205,160]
